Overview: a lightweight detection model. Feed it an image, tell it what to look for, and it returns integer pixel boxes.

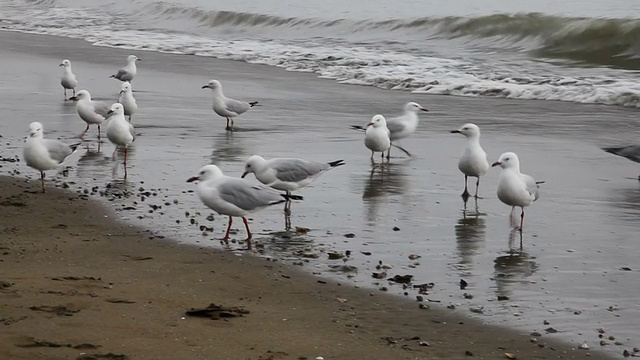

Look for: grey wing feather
[385,117,406,134]
[113,69,128,80]
[225,98,251,115]
[271,159,327,182]
[523,174,540,201]
[93,101,111,118]
[218,179,283,211]
[43,139,73,163]
[603,145,640,163]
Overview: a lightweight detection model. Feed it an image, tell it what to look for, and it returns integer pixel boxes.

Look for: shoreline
[0,175,613,359]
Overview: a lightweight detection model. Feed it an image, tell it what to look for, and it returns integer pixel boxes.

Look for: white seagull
[106,103,135,178]
[110,55,141,83]
[118,82,138,122]
[59,59,78,100]
[241,155,345,214]
[187,165,302,249]
[70,90,111,139]
[492,152,543,230]
[364,115,391,164]
[23,122,81,193]
[201,79,259,131]
[451,123,490,199]
[351,102,428,157]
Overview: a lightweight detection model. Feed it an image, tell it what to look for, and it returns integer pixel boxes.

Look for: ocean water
[3,0,640,107]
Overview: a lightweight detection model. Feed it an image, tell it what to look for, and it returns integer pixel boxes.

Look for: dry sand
[0,174,612,359]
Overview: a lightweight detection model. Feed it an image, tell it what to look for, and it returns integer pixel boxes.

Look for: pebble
[419,303,429,310]
[419,341,430,347]
[469,306,484,314]
[504,353,517,359]
[463,293,473,299]
[408,254,421,260]
[543,320,549,325]
[579,342,589,350]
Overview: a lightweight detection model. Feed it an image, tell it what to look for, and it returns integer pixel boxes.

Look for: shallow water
[1,32,640,356]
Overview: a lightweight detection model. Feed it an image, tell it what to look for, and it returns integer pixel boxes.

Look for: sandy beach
[0,29,637,359]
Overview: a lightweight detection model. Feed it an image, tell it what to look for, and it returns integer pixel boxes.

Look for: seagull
[241,155,345,215]
[23,122,81,193]
[106,103,135,179]
[602,145,640,180]
[364,115,391,164]
[492,152,543,230]
[118,82,138,122]
[451,123,490,199]
[351,102,428,157]
[110,55,141,83]
[201,79,259,131]
[59,59,78,100]
[187,165,302,249]
[70,90,111,139]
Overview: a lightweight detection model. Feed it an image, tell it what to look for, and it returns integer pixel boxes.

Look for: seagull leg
[386,146,391,159]
[72,89,76,97]
[509,206,516,228]
[63,88,67,100]
[78,124,90,138]
[474,177,481,198]
[128,115,132,122]
[123,147,128,179]
[40,171,46,193]
[520,208,525,230]
[98,125,101,139]
[242,216,252,250]
[225,117,232,131]
[222,216,232,246]
[461,175,470,200]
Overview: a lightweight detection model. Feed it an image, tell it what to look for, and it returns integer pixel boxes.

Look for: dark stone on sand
[545,327,558,334]
[0,280,14,288]
[29,305,80,316]
[343,233,355,238]
[460,279,468,290]
[465,350,473,356]
[623,350,631,357]
[388,274,413,284]
[185,303,250,320]
[76,353,130,360]
[372,271,386,279]
[498,295,509,301]
[620,267,632,271]
[530,331,542,337]
[360,251,371,256]
[51,276,101,281]
[328,251,344,260]
[392,226,400,231]
[463,293,473,299]
[105,298,136,304]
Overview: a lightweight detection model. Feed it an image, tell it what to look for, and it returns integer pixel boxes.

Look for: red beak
[186,176,199,183]
[491,161,501,167]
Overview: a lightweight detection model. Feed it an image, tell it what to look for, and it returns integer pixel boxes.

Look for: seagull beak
[241,171,249,178]
[201,85,210,89]
[186,176,199,183]
[366,122,374,127]
[59,63,64,67]
[491,161,501,167]
[420,108,429,112]
[69,96,77,101]
[29,132,37,137]
[107,110,114,115]
[119,90,124,94]
[450,130,461,134]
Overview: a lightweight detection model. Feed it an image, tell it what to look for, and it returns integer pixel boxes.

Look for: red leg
[222,216,232,245]
[78,124,89,138]
[40,171,46,193]
[520,208,525,230]
[242,216,252,249]
[98,124,101,139]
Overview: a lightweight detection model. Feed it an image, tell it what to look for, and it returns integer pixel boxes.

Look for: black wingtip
[602,147,622,155]
[109,75,115,78]
[249,101,259,107]
[536,180,546,185]
[69,142,82,152]
[282,194,303,201]
[328,160,345,168]
[350,125,365,131]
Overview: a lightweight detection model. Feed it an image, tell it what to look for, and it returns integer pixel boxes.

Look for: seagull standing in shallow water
[110,55,141,83]
[187,165,302,249]
[492,152,542,230]
[70,90,111,139]
[351,102,428,158]
[451,123,490,200]
[118,82,138,122]
[106,103,135,179]
[201,79,259,131]
[23,122,80,193]
[364,115,391,164]
[59,59,78,100]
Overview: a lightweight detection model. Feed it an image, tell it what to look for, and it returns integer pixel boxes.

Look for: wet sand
[1,30,639,358]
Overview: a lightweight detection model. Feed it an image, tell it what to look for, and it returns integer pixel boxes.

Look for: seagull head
[187,165,224,183]
[107,103,125,116]
[120,82,132,94]
[451,123,480,138]
[59,59,71,67]
[405,101,428,113]
[28,122,44,138]
[492,152,520,169]
[241,155,266,178]
[201,79,222,91]
[127,55,141,63]
[70,90,90,101]
[367,114,387,128]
